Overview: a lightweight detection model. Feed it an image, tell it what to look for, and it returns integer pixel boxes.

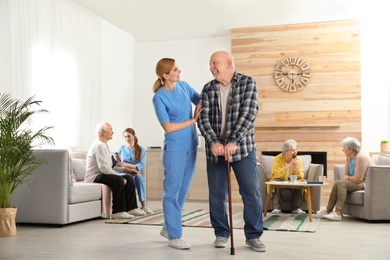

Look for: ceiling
[71,0,361,42]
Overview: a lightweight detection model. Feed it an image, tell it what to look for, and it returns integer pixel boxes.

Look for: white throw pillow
[72,158,86,181]
[378,154,390,165]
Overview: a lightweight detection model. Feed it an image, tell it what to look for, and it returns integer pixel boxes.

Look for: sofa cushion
[259,155,274,180]
[68,157,74,185]
[72,158,86,181]
[68,182,101,204]
[307,163,320,181]
[300,155,312,178]
[70,151,87,159]
[378,154,390,165]
[345,190,364,205]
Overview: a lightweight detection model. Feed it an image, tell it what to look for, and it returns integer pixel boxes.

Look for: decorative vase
[381,143,390,154]
[0,207,17,237]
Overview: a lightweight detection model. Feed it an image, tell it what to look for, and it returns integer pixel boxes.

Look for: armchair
[258,154,324,212]
[333,154,390,221]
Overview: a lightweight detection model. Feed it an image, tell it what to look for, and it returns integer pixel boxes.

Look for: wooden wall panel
[231,20,361,180]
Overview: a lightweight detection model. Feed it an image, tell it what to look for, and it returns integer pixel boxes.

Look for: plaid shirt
[198,72,258,163]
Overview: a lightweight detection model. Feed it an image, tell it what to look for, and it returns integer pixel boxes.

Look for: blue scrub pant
[134,174,146,202]
[207,150,264,239]
[162,147,197,239]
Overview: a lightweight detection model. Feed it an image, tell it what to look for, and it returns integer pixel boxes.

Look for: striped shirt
[198,72,258,163]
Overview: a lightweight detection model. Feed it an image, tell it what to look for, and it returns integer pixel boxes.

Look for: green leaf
[0,93,55,208]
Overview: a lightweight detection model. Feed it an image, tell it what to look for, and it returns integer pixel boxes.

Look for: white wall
[73,2,390,153]
[10,0,386,153]
[89,20,135,152]
[132,37,231,148]
[360,3,390,153]
[112,28,390,152]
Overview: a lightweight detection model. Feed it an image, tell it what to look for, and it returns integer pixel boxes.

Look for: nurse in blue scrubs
[152,58,202,250]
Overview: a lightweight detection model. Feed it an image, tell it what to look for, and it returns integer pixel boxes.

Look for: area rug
[106,209,320,232]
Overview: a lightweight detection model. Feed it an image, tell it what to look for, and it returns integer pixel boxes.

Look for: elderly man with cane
[198,50,266,253]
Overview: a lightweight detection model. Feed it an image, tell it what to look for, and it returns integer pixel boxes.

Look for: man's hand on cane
[224,142,237,161]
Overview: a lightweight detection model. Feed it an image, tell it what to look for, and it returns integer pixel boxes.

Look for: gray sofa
[258,154,324,212]
[333,154,390,221]
[11,149,102,225]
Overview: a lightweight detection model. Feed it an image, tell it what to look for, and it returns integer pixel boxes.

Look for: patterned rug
[105,209,320,232]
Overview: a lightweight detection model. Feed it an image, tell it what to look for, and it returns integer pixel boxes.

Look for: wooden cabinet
[145,149,164,200]
[188,151,208,201]
[146,148,209,202]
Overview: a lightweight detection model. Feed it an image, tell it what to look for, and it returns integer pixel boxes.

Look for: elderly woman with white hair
[316,137,375,221]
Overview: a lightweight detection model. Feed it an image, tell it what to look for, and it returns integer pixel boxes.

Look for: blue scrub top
[117,145,146,171]
[152,81,200,152]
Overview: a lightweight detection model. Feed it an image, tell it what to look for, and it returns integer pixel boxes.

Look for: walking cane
[227,159,235,255]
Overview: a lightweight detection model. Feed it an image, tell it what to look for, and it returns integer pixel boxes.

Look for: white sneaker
[128,208,146,216]
[160,227,168,239]
[323,211,342,221]
[112,212,134,219]
[214,236,228,248]
[292,208,306,215]
[168,238,191,250]
[271,208,281,214]
[141,206,153,214]
[314,209,328,219]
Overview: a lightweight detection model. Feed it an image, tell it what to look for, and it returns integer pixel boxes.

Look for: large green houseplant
[0,93,54,236]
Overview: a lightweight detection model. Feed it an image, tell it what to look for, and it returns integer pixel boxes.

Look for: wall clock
[274,57,310,92]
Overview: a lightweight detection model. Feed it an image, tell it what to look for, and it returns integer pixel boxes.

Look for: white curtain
[0,0,101,149]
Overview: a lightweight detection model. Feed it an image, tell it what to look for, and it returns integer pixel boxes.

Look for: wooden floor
[1,200,390,260]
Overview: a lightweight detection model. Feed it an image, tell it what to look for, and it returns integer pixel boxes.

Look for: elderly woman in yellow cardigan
[268,139,306,215]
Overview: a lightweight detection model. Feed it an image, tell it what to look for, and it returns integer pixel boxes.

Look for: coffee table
[264,181,327,222]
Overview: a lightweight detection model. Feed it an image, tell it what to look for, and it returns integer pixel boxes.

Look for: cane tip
[230,248,235,255]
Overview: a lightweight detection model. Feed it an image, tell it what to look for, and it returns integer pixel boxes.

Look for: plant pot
[0,207,17,237]
[380,143,390,154]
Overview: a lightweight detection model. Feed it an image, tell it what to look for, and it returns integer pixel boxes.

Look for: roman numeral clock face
[274,57,310,92]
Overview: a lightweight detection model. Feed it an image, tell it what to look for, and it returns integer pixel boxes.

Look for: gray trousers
[272,188,303,211]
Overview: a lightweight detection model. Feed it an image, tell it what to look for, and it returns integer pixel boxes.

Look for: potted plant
[381,139,390,154]
[0,93,54,236]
